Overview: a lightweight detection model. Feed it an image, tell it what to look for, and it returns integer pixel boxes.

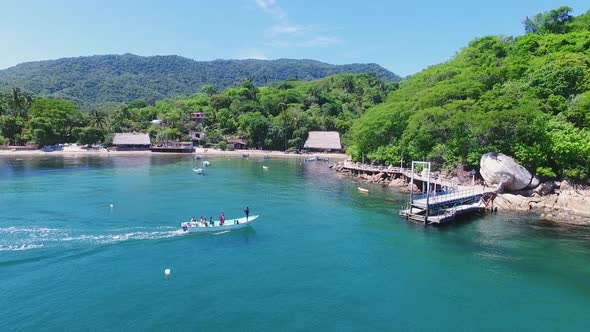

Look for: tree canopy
[349,8,590,181]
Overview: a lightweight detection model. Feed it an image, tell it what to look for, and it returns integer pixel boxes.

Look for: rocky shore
[332,161,590,226]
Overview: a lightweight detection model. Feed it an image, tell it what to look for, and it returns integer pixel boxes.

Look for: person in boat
[209,217,214,227]
[190,217,196,226]
[244,207,250,221]
[220,213,225,226]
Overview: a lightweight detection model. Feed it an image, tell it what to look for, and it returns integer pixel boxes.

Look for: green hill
[349,7,590,180]
[0,54,400,107]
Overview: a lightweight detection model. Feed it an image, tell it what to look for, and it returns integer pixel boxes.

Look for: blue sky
[1,0,589,76]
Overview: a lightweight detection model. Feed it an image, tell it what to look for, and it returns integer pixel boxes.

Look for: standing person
[209,217,214,227]
[220,212,225,226]
[244,207,250,221]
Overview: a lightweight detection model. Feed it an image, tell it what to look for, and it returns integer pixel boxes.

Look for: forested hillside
[349,7,590,180]
[0,54,400,107]
[0,73,396,151]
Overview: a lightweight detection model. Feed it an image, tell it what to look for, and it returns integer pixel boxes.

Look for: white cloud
[254,0,286,20]
[266,24,307,37]
[253,0,343,51]
[237,49,269,60]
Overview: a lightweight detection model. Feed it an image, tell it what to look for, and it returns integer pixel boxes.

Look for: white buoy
[109,203,114,208]
[164,268,171,278]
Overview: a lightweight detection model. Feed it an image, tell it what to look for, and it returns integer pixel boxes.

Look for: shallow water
[1,155,589,331]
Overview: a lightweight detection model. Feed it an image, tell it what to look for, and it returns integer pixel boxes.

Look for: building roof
[112,133,151,146]
[304,131,342,150]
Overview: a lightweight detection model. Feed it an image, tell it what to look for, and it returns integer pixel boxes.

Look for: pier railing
[412,188,480,208]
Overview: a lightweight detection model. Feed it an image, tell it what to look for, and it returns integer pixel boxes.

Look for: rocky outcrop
[494,181,590,225]
[480,153,540,193]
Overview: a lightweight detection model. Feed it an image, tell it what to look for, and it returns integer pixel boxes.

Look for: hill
[348,7,590,180]
[0,54,400,107]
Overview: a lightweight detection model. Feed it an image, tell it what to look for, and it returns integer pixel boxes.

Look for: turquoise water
[1,155,590,331]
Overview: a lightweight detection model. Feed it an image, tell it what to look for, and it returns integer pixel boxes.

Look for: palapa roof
[304,131,342,150]
[112,133,151,146]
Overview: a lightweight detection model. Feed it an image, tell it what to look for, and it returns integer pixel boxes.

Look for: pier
[398,161,496,225]
[338,160,496,225]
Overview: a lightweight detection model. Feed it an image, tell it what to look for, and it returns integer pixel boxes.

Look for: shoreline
[0,147,348,160]
[332,161,590,226]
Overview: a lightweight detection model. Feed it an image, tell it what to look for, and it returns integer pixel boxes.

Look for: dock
[396,161,495,225]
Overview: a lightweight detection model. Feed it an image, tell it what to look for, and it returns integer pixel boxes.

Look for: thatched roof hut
[112,133,151,150]
[304,131,342,151]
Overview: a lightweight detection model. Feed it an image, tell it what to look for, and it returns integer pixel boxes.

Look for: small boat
[181,215,259,233]
[194,155,202,160]
[263,155,270,160]
[193,168,204,175]
[357,187,369,194]
[305,156,318,162]
[317,157,329,162]
[203,161,210,167]
[242,153,249,158]
[262,165,269,170]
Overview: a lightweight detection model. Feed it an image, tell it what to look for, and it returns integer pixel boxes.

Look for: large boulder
[480,153,540,193]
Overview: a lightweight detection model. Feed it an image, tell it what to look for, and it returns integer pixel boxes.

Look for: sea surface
[1,155,590,331]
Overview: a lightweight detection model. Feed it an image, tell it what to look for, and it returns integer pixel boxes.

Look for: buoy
[164,268,171,278]
[109,203,114,208]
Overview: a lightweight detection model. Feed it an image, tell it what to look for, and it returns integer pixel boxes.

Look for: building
[188,131,206,146]
[112,133,151,151]
[190,112,206,124]
[304,131,342,152]
[227,138,247,150]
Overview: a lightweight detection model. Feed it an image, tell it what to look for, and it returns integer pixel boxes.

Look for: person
[209,217,214,227]
[244,207,250,221]
[220,213,225,226]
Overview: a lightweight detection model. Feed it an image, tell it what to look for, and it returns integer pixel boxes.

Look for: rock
[480,153,540,193]
[534,181,554,196]
[388,178,407,188]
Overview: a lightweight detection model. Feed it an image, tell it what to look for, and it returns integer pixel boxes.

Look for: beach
[0,146,348,160]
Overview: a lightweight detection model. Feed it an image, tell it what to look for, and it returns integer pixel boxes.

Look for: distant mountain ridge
[0,54,401,106]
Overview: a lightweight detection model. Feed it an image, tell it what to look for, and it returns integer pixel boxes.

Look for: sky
[0,0,589,76]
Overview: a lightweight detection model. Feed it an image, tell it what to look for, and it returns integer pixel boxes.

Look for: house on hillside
[112,133,151,151]
[189,131,206,147]
[227,138,247,150]
[190,112,206,124]
[304,131,342,152]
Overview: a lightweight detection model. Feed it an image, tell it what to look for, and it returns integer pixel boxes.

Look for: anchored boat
[193,168,204,175]
[180,215,259,233]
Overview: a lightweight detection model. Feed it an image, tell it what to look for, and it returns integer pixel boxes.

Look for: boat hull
[181,215,259,233]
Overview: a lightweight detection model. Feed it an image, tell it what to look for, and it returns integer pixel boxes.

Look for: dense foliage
[0,55,400,108]
[348,7,590,180]
[0,73,396,151]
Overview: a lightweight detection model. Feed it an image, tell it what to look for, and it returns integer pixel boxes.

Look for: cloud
[266,24,307,37]
[237,49,269,60]
[254,0,286,20]
[253,0,343,50]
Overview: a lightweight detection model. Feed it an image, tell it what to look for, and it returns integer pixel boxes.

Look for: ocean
[1,155,589,331]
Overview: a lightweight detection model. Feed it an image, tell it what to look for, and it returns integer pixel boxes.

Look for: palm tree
[8,88,34,118]
[88,110,107,130]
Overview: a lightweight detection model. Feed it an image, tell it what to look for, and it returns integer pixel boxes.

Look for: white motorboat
[181,215,259,233]
[203,161,210,167]
[193,168,204,175]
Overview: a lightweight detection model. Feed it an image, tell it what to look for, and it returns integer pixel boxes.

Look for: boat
[262,165,269,170]
[193,168,204,175]
[263,155,270,160]
[194,155,203,160]
[317,157,329,162]
[357,187,369,194]
[203,161,210,167]
[181,215,259,233]
[305,156,318,162]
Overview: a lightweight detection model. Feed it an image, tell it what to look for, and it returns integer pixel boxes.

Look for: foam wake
[0,226,186,251]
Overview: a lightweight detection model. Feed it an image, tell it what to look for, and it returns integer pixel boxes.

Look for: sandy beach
[0,146,348,160]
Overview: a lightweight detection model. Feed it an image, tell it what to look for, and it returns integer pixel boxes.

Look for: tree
[524,6,573,34]
[201,84,218,97]
[78,127,105,145]
[88,109,107,130]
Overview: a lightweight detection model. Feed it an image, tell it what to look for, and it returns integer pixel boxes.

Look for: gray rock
[480,153,540,193]
[534,181,554,196]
